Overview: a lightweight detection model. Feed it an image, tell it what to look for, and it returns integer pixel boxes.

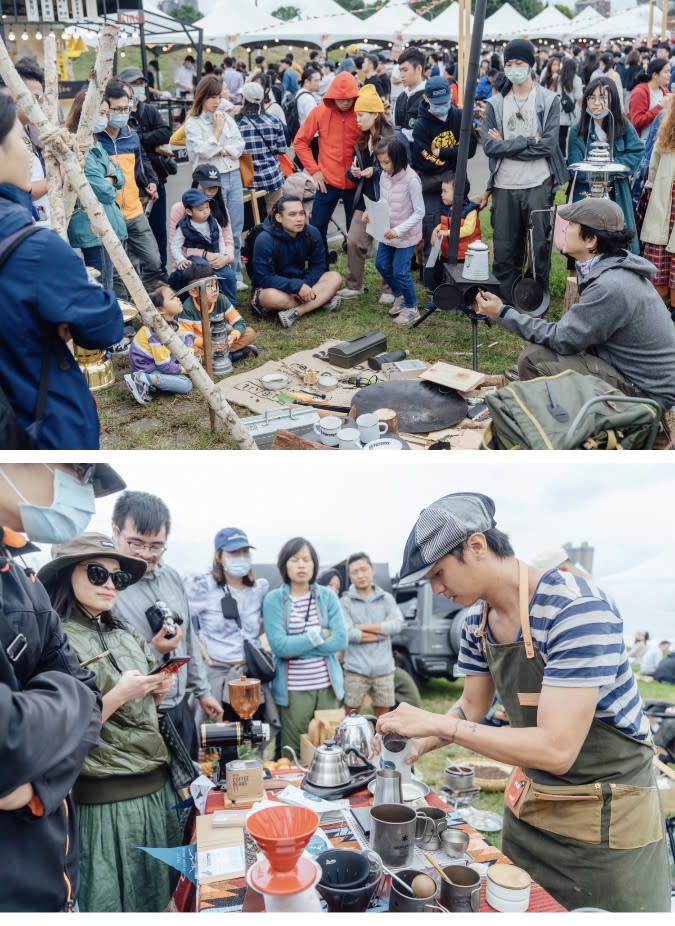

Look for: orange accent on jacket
[293,72,361,190]
[438,207,481,260]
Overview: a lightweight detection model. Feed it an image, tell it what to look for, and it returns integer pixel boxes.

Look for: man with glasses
[110,491,223,758]
[96,79,164,295]
[0,463,124,912]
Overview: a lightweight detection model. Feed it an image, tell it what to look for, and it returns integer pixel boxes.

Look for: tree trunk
[42,34,67,241]
[0,37,258,450]
[62,23,119,225]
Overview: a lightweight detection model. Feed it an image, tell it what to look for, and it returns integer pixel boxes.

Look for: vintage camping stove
[569,140,630,199]
[200,676,269,788]
[414,264,500,371]
[441,785,482,808]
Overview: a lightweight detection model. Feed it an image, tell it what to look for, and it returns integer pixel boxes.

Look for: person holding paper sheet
[364,137,424,325]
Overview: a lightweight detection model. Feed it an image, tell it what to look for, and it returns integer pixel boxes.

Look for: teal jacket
[263,583,347,707]
[567,121,644,254]
[67,143,128,249]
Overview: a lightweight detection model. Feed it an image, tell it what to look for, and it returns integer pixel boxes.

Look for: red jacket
[629,81,668,135]
[293,72,361,190]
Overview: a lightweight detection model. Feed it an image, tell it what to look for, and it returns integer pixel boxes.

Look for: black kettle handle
[344,746,375,770]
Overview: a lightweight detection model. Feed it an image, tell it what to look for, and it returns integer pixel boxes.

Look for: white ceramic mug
[337,427,361,450]
[364,438,403,451]
[313,415,343,446]
[356,413,388,444]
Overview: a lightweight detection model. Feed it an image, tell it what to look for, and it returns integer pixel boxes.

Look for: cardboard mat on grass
[215,339,503,449]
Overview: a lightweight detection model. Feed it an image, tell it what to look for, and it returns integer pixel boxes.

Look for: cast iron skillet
[352,380,468,433]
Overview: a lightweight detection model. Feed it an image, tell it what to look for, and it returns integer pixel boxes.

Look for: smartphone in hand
[149,656,191,675]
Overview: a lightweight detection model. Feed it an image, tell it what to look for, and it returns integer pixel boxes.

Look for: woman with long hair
[629,57,670,140]
[567,77,644,252]
[37,533,179,912]
[640,97,675,306]
[184,527,278,765]
[557,56,583,155]
[184,74,246,288]
[65,88,127,289]
[263,537,347,757]
[540,55,560,92]
[338,83,394,299]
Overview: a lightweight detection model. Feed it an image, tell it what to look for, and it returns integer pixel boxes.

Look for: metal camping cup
[369,803,417,869]
[388,868,438,913]
[356,412,388,444]
[312,415,343,446]
[414,807,448,850]
[439,864,481,912]
[373,769,403,806]
[337,427,361,450]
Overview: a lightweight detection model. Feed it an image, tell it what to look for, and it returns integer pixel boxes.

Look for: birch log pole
[42,34,67,241]
[62,23,119,225]
[0,39,258,450]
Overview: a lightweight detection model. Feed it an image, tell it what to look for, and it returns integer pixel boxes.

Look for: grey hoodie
[341,585,404,677]
[496,252,675,409]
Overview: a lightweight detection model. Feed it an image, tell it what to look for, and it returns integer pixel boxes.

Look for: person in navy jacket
[0,93,123,449]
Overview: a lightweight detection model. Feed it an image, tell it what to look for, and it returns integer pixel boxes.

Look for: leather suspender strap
[519,559,535,659]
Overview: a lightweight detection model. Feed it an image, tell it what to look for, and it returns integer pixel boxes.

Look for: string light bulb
[21,30,28,40]
[35,30,42,39]
[8,31,15,41]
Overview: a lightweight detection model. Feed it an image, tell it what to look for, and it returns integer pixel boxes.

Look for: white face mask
[0,465,96,544]
[505,66,530,86]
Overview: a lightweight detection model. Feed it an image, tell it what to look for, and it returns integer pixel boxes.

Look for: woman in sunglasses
[38,533,180,913]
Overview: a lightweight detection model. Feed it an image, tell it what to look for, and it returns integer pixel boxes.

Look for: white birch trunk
[42,34,67,241]
[62,23,119,224]
[0,38,257,451]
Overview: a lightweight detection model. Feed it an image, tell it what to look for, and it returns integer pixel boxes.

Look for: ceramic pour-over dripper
[246,805,322,910]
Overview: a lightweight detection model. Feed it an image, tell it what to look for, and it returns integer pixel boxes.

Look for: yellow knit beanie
[354,83,384,113]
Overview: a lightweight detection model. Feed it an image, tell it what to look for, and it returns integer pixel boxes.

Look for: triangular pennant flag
[137,845,197,883]
[171,796,195,811]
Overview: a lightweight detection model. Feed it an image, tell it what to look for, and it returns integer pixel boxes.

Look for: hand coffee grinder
[200,676,269,789]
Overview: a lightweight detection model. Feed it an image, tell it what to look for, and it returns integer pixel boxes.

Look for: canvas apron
[473,561,670,912]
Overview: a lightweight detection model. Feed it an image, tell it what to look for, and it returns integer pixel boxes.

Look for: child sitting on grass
[125,285,197,405]
[429,173,481,285]
[179,262,258,362]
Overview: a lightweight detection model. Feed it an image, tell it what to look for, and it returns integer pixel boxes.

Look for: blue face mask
[224,556,252,578]
[132,87,146,102]
[109,113,129,129]
[93,115,109,134]
[0,465,96,544]
[429,102,451,118]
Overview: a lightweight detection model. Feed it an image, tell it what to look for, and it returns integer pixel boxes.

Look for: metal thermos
[368,349,410,371]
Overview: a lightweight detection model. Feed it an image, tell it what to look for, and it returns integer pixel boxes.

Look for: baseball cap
[425,76,451,106]
[241,82,264,104]
[87,463,126,497]
[399,492,497,585]
[182,188,209,209]
[214,527,256,552]
[557,198,624,233]
[192,163,221,186]
[118,67,145,84]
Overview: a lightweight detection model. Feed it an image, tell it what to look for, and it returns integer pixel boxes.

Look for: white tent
[426,2,472,42]
[359,2,431,43]
[195,2,281,50]
[525,5,570,32]
[260,10,370,48]
[584,3,662,40]
[483,2,529,40]
[561,7,606,39]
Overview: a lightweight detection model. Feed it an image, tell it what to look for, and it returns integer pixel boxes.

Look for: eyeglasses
[109,105,131,114]
[120,534,167,555]
[85,563,133,591]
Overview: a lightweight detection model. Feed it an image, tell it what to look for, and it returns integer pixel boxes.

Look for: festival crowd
[2,36,675,447]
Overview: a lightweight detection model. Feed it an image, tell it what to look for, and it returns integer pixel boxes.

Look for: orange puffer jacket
[293,72,361,190]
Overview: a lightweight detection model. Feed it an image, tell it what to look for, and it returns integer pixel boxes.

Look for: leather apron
[473,562,671,912]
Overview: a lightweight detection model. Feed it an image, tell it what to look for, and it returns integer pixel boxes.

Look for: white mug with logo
[312,415,342,446]
[357,412,388,444]
[338,427,361,450]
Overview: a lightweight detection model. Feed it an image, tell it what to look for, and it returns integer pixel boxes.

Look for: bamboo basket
[464,759,513,792]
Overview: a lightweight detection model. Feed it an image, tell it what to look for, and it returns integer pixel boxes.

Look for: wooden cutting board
[420,361,486,392]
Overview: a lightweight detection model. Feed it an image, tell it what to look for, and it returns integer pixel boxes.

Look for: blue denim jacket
[263,583,346,707]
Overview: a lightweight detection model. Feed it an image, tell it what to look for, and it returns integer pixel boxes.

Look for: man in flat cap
[475,198,675,412]
[376,492,670,913]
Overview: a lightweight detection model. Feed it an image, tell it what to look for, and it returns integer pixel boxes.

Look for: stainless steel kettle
[283,739,373,787]
[334,711,376,767]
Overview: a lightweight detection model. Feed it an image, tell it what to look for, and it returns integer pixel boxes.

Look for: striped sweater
[128,319,196,375]
[457,568,651,743]
[179,293,246,351]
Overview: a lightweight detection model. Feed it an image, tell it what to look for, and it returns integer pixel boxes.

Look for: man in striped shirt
[376,492,670,912]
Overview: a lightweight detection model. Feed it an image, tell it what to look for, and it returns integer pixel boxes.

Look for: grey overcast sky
[25,456,675,641]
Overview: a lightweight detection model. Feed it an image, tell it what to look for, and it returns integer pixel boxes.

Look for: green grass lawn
[98,206,570,449]
[415,675,675,852]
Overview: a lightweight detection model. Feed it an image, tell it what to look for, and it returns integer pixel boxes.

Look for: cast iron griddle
[352,380,469,433]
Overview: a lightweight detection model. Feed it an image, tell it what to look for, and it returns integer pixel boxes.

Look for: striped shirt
[287,593,331,691]
[457,569,651,743]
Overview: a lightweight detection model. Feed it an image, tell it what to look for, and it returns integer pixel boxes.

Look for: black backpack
[0,225,51,450]
[283,90,313,142]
